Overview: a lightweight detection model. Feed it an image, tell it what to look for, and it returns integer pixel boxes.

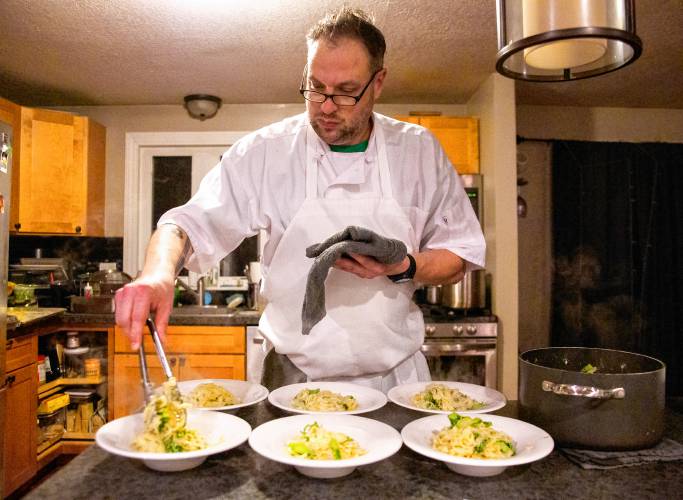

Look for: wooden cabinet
[3,336,38,498]
[112,325,246,418]
[396,115,479,174]
[11,106,105,235]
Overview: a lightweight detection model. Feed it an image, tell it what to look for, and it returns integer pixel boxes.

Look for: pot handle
[542,380,625,399]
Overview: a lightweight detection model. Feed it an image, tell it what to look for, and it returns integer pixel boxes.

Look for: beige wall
[516,141,552,353]
[467,74,518,399]
[62,103,468,236]
[517,105,683,143]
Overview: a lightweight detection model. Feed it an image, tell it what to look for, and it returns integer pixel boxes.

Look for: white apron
[259,118,430,391]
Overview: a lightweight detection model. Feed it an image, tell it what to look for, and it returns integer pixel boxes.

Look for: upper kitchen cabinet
[396,115,479,174]
[11,107,105,235]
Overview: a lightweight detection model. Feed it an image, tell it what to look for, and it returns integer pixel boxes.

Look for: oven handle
[421,343,496,355]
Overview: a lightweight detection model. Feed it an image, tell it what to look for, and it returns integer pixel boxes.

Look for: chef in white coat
[115,7,485,393]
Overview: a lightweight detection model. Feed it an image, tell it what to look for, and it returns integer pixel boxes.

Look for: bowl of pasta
[401,412,554,477]
[95,379,251,471]
[177,379,269,411]
[249,414,402,478]
[388,381,507,414]
[268,381,387,415]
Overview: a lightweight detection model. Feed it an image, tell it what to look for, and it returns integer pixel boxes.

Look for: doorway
[123,131,248,276]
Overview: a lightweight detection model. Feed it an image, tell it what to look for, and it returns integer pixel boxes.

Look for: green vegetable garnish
[581,363,598,374]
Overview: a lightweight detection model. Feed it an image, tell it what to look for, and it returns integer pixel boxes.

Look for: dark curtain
[551,141,683,397]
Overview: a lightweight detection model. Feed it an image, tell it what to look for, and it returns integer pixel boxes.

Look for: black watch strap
[388,254,416,283]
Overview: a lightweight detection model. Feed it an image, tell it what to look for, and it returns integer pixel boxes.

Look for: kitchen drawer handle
[542,380,625,399]
[1,375,16,389]
[6,339,13,349]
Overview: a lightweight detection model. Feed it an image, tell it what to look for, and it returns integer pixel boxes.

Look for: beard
[309,104,373,145]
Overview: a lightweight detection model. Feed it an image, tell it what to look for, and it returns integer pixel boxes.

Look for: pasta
[411,383,485,411]
[132,378,207,453]
[184,382,240,408]
[432,413,515,459]
[291,388,358,412]
[287,422,367,460]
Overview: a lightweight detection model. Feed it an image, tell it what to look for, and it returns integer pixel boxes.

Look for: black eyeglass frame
[299,67,382,106]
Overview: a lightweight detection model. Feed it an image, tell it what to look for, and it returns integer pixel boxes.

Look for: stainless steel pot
[519,347,665,450]
[440,270,485,309]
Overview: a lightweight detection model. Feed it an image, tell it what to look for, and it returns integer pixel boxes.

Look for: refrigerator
[0,119,13,490]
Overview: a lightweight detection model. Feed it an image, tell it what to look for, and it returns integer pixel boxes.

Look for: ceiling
[1,0,681,109]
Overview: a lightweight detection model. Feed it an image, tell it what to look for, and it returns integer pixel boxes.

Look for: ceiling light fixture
[495,0,642,82]
[183,94,222,120]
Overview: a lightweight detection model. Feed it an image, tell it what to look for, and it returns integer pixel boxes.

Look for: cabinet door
[418,116,479,174]
[112,354,180,418]
[3,363,37,497]
[114,325,246,354]
[179,354,246,381]
[14,108,105,235]
[16,108,84,233]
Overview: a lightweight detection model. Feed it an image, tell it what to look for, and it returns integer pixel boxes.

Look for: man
[115,7,485,392]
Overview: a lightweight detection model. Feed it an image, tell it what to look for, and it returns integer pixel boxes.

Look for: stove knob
[453,325,464,335]
[426,325,436,335]
[466,325,477,335]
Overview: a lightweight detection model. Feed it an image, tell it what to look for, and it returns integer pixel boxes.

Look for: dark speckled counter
[24,402,683,500]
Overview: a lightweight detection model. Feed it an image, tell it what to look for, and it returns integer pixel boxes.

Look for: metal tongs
[139,317,181,404]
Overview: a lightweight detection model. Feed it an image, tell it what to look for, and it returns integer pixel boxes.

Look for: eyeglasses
[299,67,381,106]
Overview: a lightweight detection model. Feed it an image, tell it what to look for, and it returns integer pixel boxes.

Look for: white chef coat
[159,112,486,277]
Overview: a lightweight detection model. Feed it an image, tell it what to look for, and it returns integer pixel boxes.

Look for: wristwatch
[387,254,416,283]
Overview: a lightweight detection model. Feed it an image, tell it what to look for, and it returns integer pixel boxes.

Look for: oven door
[421,340,497,388]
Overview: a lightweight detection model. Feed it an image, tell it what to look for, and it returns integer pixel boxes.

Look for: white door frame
[123,131,248,276]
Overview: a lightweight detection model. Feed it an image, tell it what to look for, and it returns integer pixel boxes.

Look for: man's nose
[320,97,338,114]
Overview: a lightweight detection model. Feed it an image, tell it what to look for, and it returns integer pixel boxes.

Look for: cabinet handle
[14,223,21,230]
[169,357,177,367]
[75,225,82,234]
[179,356,186,367]
[1,375,16,389]
[6,339,13,350]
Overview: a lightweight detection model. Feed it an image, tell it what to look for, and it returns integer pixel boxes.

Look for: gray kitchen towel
[302,226,407,335]
[561,438,683,469]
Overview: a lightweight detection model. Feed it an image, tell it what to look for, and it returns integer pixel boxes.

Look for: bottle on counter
[84,282,93,300]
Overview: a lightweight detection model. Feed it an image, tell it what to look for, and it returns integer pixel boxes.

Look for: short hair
[307,7,386,74]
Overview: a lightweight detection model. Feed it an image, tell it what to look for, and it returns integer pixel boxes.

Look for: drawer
[114,325,245,354]
[6,336,37,372]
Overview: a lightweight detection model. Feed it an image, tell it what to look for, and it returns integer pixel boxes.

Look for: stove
[418,304,499,388]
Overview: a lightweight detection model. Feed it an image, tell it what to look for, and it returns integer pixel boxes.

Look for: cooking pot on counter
[440,270,485,309]
[519,347,665,450]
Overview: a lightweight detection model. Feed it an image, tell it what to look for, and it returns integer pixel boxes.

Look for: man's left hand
[334,252,408,279]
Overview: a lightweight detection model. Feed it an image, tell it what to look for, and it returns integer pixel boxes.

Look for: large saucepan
[519,347,665,450]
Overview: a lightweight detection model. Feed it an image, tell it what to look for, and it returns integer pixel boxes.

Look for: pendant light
[183,94,222,120]
[496,0,642,81]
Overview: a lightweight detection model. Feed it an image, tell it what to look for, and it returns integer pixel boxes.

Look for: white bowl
[249,414,402,478]
[177,379,269,411]
[401,413,554,477]
[95,409,251,472]
[268,381,387,415]
[388,380,506,414]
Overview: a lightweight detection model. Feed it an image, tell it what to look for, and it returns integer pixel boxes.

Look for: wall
[517,105,683,143]
[466,74,518,399]
[516,140,552,353]
[62,103,468,237]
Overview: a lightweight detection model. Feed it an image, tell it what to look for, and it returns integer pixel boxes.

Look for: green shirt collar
[328,140,369,153]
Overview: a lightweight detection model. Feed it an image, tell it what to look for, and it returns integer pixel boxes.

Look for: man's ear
[373,68,387,100]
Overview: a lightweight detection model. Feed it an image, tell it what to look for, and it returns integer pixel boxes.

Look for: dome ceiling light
[183,94,222,120]
[495,0,642,82]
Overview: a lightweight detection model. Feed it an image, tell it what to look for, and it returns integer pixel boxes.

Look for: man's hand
[115,224,193,349]
[334,252,408,279]
[334,249,466,285]
[115,274,174,349]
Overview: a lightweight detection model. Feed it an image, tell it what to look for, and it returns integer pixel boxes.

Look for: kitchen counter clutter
[23,402,683,499]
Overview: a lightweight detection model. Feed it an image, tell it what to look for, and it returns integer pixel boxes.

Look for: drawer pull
[1,375,16,389]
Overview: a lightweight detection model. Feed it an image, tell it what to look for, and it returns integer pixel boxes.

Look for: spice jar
[84,358,101,378]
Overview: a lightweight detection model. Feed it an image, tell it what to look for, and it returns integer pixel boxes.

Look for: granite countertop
[6,307,261,338]
[25,402,683,500]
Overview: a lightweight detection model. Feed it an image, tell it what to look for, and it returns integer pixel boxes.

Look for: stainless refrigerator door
[0,119,14,494]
